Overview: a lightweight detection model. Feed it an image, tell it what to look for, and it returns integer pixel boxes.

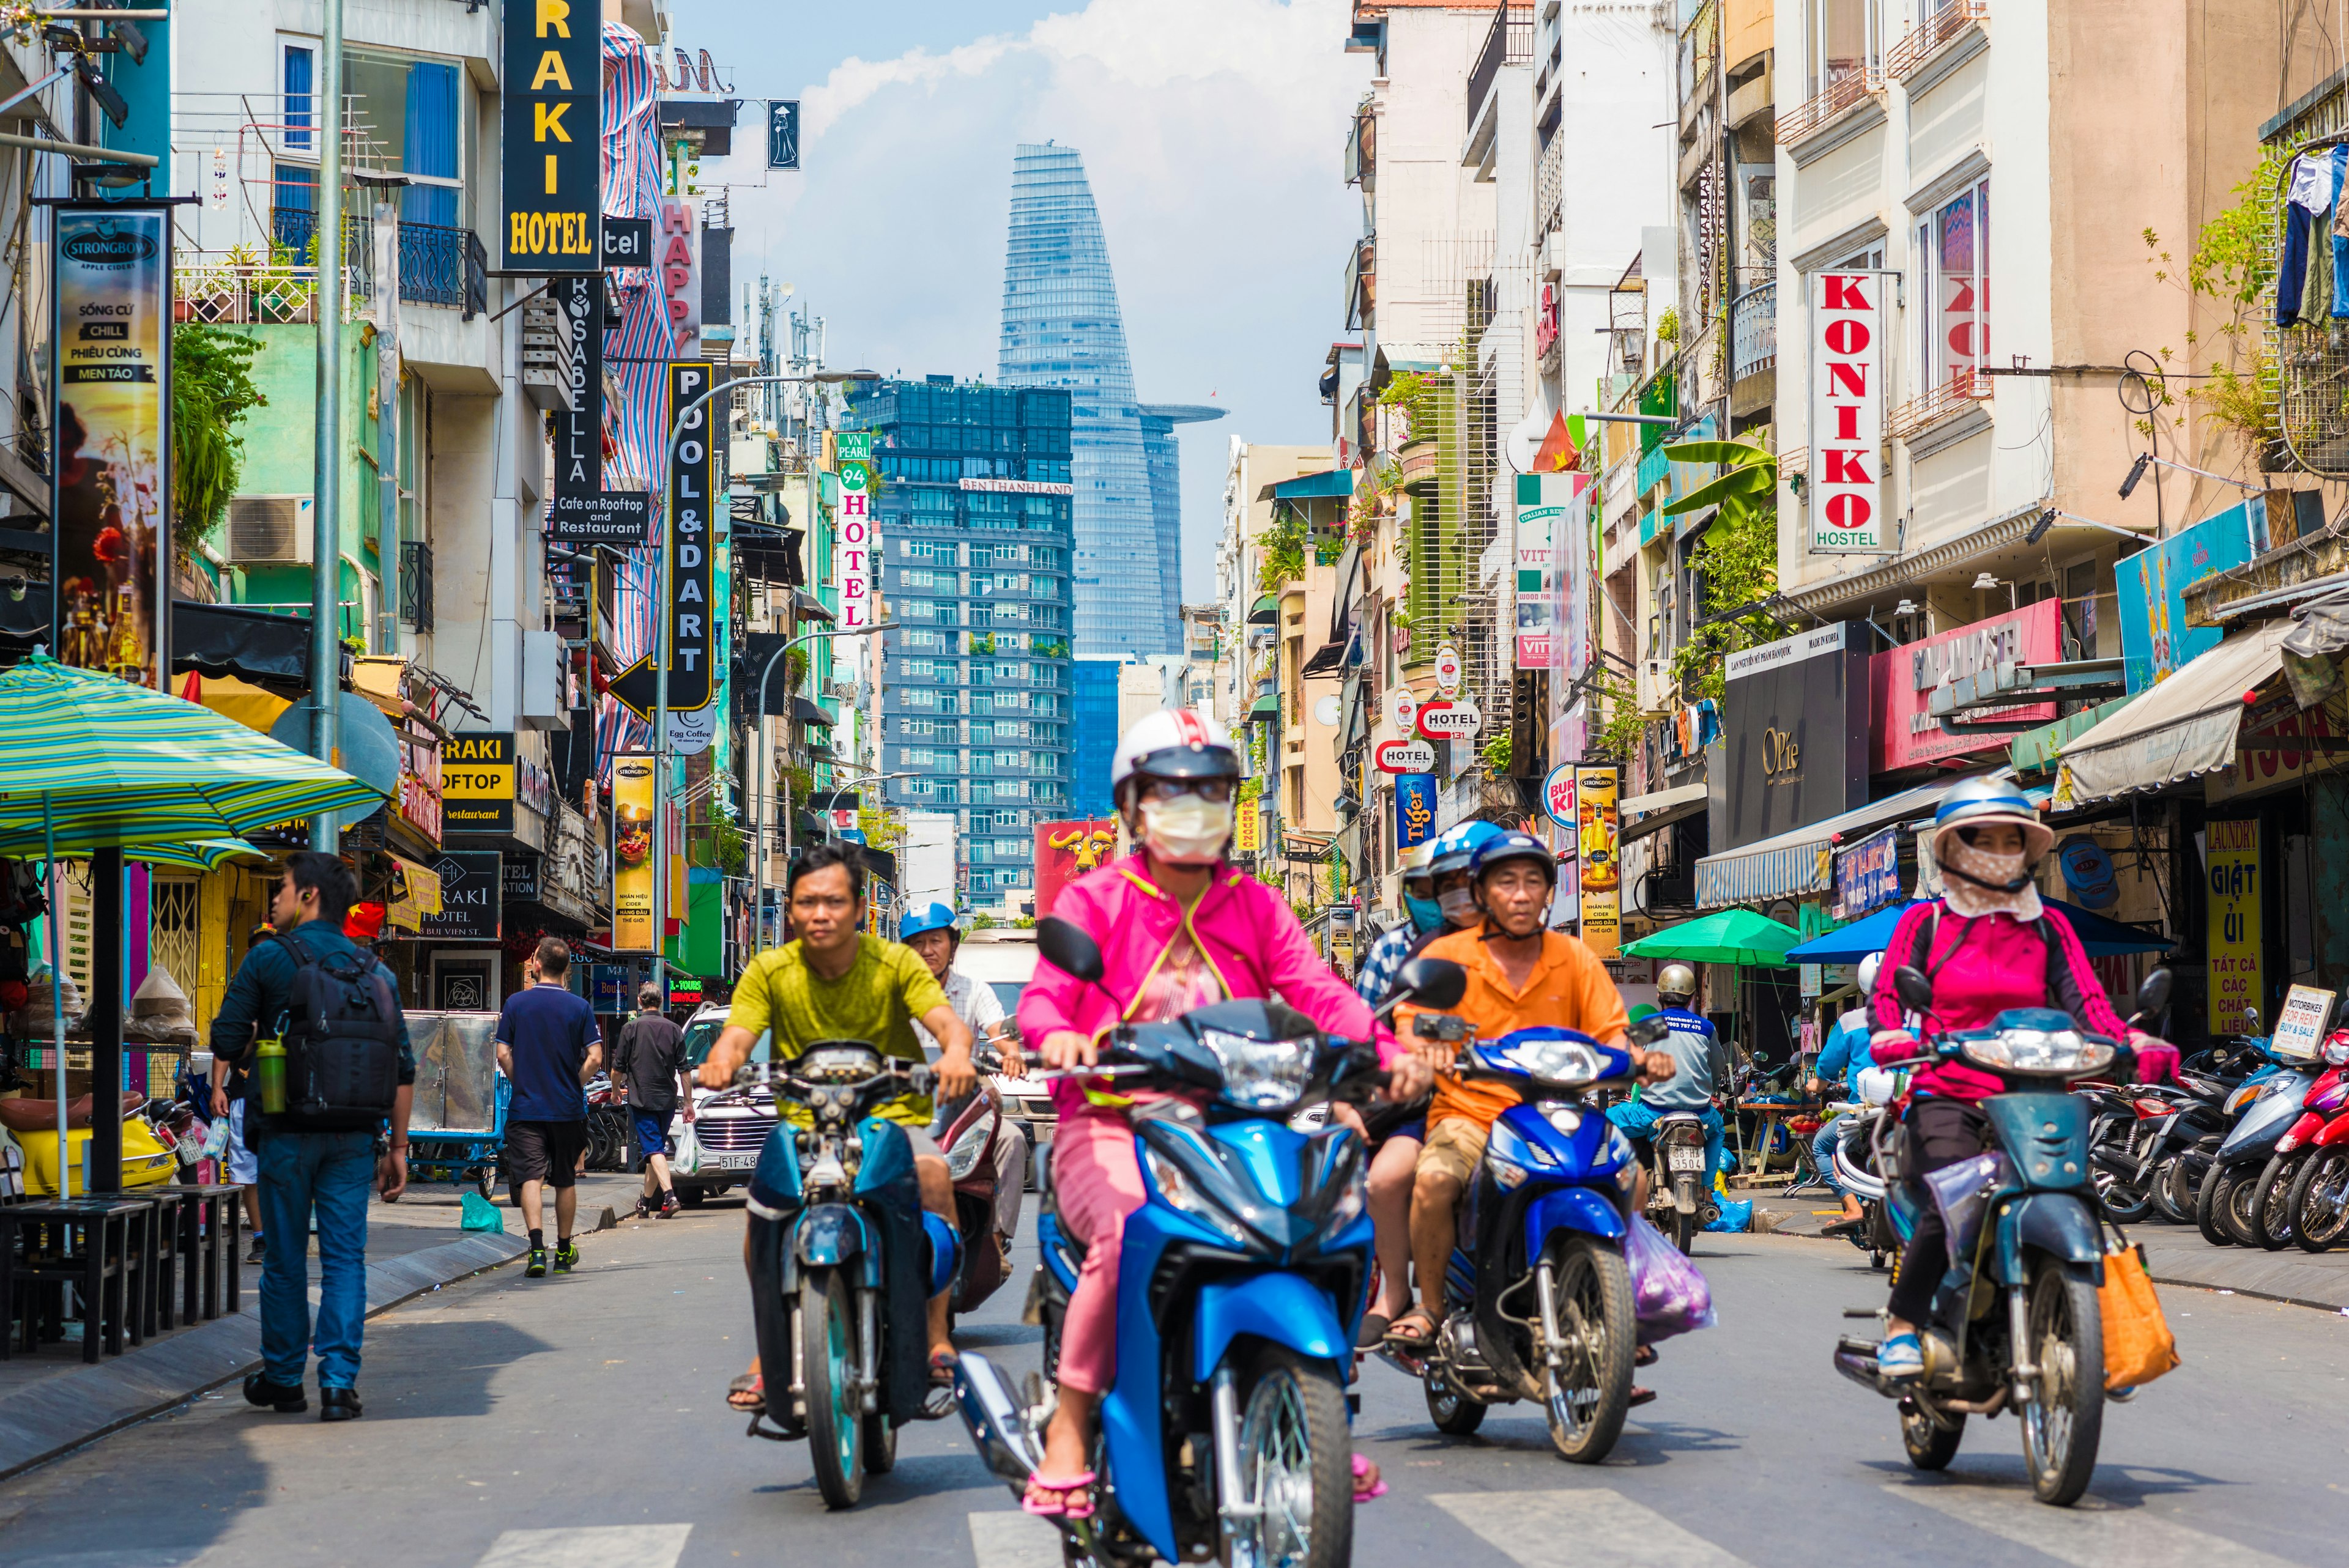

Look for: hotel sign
[1807,270,1893,553]
[501,0,602,273]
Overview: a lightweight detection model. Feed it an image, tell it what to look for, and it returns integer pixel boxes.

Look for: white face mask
[1437,886,1480,925]
[1139,794,1233,865]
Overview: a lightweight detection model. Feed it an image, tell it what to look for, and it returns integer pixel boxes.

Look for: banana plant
[1660,440,1777,533]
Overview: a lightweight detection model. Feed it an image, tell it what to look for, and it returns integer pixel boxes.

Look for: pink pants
[1051,1102,1149,1396]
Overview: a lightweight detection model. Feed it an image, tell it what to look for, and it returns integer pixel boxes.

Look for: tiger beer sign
[1808,270,1893,553]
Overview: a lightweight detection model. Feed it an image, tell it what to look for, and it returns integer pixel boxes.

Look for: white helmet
[1657,963,1698,1003]
[1858,952,1883,996]
[1110,708,1241,799]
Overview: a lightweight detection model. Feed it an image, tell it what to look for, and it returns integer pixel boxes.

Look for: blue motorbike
[953,920,1464,1568]
[1835,966,2171,1507]
[738,1042,962,1509]
[1393,1018,1666,1463]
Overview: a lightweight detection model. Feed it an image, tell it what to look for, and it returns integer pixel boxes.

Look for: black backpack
[270,931,403,1129]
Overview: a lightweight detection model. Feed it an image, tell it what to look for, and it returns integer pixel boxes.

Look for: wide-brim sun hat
[1930,776,2054,862]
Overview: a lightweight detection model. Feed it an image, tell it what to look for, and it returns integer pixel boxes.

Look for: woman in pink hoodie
[1017,710,1430,1517]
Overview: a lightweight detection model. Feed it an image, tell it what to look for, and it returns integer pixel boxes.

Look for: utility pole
[310,0,345,843]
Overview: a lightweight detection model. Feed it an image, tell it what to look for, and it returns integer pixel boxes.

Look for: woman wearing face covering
[1868,779,2178,1380]
[1017,709,1433,1517]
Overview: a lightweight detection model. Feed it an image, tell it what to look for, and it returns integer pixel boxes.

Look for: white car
[958,928,1050,1188]
[668,1002,779,1205]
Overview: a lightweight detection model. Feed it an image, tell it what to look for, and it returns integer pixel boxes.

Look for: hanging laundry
[2277,144,2349,326]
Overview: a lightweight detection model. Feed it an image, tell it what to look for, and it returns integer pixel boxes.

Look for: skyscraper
[998,143,1220,660]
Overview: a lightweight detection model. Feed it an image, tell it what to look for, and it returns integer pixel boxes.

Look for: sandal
[1023,1470,1097,1519]
[726,1372,765,1414]
[1351,1452,1387,1501]
[1355,1312,1392,1351]
[930,1349,960,1388]
[1635,1344,1658,1367]
[1382,1310,1438,1355]
[1628,1385,1657,1408]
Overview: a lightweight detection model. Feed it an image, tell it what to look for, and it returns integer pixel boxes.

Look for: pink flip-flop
[1023,1471,1097,1519]
[1351,1452,1387,1501]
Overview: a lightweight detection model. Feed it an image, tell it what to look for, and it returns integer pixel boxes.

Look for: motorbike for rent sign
[51,203,172,687]
[2205,817,2262,1035]
[2271,983,2337,1061]
[1807,270,1894,553]
[500,0,602,272]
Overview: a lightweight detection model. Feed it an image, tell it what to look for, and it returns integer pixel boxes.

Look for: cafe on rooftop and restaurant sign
[1712,623,1868,853]
[502,0,603,273]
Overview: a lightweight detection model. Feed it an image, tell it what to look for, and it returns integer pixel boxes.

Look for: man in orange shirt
[1386,831,1674,1352]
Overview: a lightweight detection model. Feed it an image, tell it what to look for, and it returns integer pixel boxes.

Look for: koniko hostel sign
[838,459,876,631]
[1871,601,2063,772]
[612,752,657,952]
[2205,817,2262,1036]
[1807,271,1893,553]
[500,0,601,272]
[51,204,171,687]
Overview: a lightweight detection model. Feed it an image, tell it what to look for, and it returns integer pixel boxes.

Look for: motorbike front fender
[795,1202,872,1269]
[2310,1115,2349,1148]
[1522,1182,1625,1262]
[1992,1192,2105,1287]
[1191,1270,1347,1381]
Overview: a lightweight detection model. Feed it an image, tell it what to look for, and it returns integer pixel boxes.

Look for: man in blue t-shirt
[495,937,603,1277]
[1606,965,1729,1195]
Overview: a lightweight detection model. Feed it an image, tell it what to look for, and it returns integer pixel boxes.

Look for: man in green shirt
[702,843,976,1410]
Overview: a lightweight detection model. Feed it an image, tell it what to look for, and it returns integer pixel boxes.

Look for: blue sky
[670,0,1370,601]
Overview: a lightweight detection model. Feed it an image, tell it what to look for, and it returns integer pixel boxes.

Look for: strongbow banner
[613,752,657,952]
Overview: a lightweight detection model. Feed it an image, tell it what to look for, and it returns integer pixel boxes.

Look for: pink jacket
[1019,854,1394,1115]
[1871,901,2128,1103]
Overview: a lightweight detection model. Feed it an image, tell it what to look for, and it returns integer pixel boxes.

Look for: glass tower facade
[999,144,1216,660]
[845,377,1076,907]
[1069,657,1123,819]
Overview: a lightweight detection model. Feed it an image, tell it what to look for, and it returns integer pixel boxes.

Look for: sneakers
[525,1246,547,1279]
[554,1239,579,1273]
[659,1193,680,1219]
[245,1234,266,1265]
[631,1196,654,1221]
[1877,1332,1924,1380]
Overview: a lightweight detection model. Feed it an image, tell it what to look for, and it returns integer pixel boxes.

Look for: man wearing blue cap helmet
[901,901,1028,1275]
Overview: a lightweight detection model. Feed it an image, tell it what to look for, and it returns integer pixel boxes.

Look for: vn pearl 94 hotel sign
[1807,271,1895,553]
[502,0,602,273]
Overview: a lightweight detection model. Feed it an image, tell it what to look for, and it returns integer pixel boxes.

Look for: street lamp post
[648,370,875,999]
[751,621,897,952]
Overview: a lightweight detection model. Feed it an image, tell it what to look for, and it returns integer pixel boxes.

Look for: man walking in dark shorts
[614,985,691,1218]
[495,937,601,1277]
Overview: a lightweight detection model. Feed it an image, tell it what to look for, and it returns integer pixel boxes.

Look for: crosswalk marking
[970,1509,1068,1568]
[1890,1484,2304,1567]
[472,1525,693,1568]
[1432,1490,1751,1568]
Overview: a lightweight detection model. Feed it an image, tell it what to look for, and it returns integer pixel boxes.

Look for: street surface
[6,1205,2349,1567]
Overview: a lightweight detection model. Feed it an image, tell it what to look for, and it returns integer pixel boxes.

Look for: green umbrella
[131,838,272,871]
[1624,909,1804,967]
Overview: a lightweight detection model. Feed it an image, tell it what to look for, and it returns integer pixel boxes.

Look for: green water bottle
[256,1038,287,1115]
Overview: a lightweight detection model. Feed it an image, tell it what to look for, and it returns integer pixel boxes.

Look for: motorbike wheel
[1671,1205,1699,1256]
[2195,1164,2237,1247]
[1225,1344,1353,1568]
[863,1412,897,1474]
[1899,1399,1964,1470]
[800,1267,866,1509]
[2251,1151,2304,1251]
[2290,1147,2349,1253]
[2222,1165,2265,1248]
[2093,1172,2156,1226]
[1537,1235,1636,1465]
[1423,1363,1487,1435]
[2151,1156,2194,1224]
[2018,1259,2106,1507]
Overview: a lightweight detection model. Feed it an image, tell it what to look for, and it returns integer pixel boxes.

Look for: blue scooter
[1391,1017,1669,1463]
[953,920,1464,1568]
[1835,966,2172,1507]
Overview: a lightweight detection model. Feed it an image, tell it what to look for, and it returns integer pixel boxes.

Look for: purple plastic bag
[1622,1212,1718,1345]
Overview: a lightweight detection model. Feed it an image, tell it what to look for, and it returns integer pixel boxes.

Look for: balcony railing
[1730,283,1777,382]
[273,208,488,318]
[1775,67,1884,145]
[1465,6,1534,136]
[1888,369,1992,442]
[177,257,357,325]
[1885,0,1987,81]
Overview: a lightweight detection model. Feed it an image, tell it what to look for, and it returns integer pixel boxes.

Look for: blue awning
[1270,469,1356,500]
[1784,898,2175,963]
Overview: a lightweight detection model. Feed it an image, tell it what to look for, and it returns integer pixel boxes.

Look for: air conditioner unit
[223,496,315,565]
[1640,658,1669,709]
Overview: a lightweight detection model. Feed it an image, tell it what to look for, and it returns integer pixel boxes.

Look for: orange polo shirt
[1403,926,1630,1130]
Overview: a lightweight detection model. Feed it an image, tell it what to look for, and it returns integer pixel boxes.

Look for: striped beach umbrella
[0,654,384,854]
[131,838,271,871]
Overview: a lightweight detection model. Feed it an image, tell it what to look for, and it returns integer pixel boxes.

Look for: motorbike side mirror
[1037,917,1106,985]
[2131,967,2173,1026]
[1385,957,1467,1013]
[1893,965,1935,1016]
[1626,1013,1671,1049]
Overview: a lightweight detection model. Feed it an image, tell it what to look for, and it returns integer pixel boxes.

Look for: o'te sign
[502,0,603,273]
[1808,270,1888,553]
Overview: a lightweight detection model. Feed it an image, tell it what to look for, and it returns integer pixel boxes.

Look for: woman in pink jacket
[1017,709,1430,1517]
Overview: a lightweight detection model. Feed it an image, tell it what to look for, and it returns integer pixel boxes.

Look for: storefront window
[1918,177,1991,391]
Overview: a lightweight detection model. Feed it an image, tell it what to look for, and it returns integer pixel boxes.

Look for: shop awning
[1247,594,1278,625]
[792,589,834,623]
[171,601,312,694]
[2055,620,2294,807]
[1261,468,1356,501]
[1693,772,1990,910]
[792,696,836,727]
[2008,694,2136,776]
[1786,897,2174,963]
[1248,694,1278,720]
[1619,794,1705,845]
[1619,781,1707,815]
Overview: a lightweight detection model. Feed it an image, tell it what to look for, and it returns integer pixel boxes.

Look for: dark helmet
[1428,819,1504,878]
[1469,830,1559,887]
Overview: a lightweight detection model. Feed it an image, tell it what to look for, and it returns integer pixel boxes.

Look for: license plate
[1668,1145,1705,1171]
[703,1150,757,1170]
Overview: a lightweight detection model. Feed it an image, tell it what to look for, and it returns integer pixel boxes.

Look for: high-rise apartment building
[998,143,1217,660]
[846,376,1077,908]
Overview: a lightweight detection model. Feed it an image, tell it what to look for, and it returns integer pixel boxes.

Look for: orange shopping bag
[2099,1242,2180,1391]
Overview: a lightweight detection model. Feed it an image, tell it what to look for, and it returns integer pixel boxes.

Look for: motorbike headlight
[1197,1029,1316,1111]
[946,1109,997,1181]
[1542,1104,1584,1135]
[1143,1145,1248,1244]
[1959,1029,2115,1078]
[1501,1036,1608,1085]
[1489,1155,1529,1191]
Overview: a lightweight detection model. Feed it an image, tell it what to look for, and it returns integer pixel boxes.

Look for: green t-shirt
[725,934,951,1125]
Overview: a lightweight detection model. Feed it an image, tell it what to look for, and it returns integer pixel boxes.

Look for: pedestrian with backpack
[209,853,414,1422]
[495,937,603,1276]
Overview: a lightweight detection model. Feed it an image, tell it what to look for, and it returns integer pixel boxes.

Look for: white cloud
[722,0,1370,601]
